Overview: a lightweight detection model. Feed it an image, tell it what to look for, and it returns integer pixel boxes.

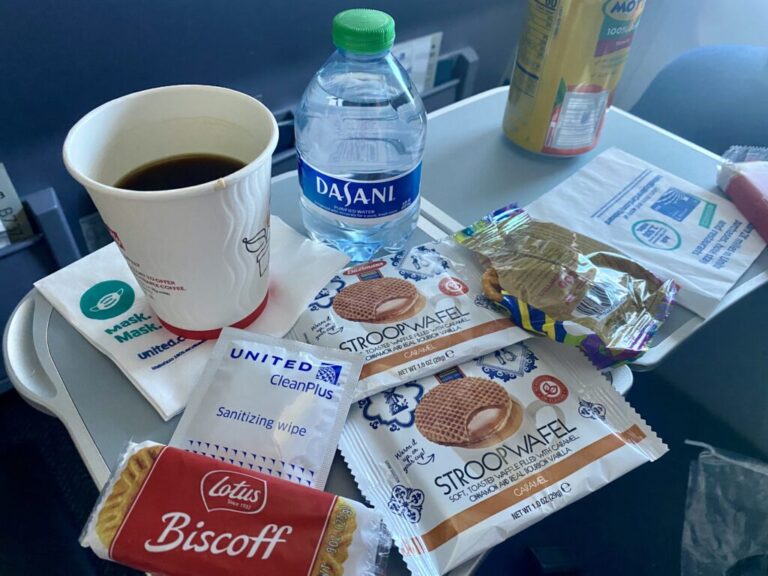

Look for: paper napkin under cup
[34,217,349,420]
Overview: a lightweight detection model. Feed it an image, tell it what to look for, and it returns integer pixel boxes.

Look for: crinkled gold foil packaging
[455,207,677,367]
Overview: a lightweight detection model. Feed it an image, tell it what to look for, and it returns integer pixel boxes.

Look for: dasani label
[298,155,422,221]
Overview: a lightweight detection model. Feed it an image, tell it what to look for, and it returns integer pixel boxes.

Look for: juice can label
[503,0,645,156]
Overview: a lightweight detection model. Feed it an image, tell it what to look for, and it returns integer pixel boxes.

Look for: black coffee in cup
[63,85,278,338]
[115,154,246,191]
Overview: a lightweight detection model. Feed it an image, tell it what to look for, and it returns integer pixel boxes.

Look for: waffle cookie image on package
[415,377,522,448]
[333,277,426,323]
[290,239,528,400]
[341,338,668,576]
[81,442,390,576]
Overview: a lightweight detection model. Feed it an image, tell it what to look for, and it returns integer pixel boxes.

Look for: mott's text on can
[503,0,645,156]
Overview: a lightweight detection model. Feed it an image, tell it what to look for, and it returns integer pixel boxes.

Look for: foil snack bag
[81,442,391,575]
[289,239,529,399]
[340,338,667,576]
[455,207,677,368]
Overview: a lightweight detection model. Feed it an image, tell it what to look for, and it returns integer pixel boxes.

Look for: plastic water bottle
[295,8,427,262]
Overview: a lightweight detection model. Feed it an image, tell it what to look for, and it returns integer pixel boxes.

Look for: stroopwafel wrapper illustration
[289,239,529,399]
[341,338,667,576]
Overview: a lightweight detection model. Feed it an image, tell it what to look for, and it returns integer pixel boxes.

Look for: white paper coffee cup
[63,85,278,339]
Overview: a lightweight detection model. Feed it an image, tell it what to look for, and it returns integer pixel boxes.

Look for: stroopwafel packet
[289,238,529,399]
[340,338,667,576]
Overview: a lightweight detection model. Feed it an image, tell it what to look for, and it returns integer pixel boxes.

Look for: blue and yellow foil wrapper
[455,207,677,368]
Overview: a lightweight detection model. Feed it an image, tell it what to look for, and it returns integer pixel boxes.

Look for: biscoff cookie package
[289,238,529,400]
[340,338,667,576]
[81,442,391,576]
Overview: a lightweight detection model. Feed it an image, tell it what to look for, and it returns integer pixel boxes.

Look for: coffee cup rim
[62,84,279,200]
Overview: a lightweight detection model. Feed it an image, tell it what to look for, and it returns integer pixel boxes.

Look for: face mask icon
[90,288,124,312]
[80,280,135,320]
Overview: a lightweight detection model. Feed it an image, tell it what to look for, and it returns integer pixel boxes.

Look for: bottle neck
[337,48,391,61]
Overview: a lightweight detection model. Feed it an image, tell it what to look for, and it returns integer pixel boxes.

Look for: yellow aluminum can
[503,0,645,156]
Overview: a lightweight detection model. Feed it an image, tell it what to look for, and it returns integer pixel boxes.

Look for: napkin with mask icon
[34,217,349,420]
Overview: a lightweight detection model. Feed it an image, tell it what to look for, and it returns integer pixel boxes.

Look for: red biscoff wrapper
[81,442,390,576]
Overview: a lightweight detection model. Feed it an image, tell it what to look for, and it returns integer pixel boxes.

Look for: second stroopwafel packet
[289,239,529,399]
[341,338,668,576]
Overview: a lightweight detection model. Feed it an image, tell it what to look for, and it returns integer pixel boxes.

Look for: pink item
[723,162,768,242]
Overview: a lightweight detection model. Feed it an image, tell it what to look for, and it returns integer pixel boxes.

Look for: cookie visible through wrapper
[311,499,359,576]
[415,377,516,447]
[481,269,503,303]
[333,277,421,323]
[95,445,162,549]
[455,207,678,368]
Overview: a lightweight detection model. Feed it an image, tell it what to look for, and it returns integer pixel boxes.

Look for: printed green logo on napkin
[80,280,135,320]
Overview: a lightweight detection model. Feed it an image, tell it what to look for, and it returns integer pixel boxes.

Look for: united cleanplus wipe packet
[170,328,362,490]
[340,338,667,576]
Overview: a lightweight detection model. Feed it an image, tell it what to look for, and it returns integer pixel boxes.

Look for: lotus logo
[79,280,135,320]
[200,471,268,515]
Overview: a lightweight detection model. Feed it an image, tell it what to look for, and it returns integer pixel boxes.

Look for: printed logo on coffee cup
[200,470,268,515]
[79,280,135,320]
[242,226,270,277]
[107,226,125,251]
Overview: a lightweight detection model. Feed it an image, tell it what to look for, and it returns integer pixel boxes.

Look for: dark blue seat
[631,45,768,154]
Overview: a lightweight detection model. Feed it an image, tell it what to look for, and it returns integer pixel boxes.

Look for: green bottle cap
[332,9,395,54]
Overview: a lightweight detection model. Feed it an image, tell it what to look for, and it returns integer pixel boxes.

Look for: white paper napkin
[34,217,349,420]
[526,148,766,317]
